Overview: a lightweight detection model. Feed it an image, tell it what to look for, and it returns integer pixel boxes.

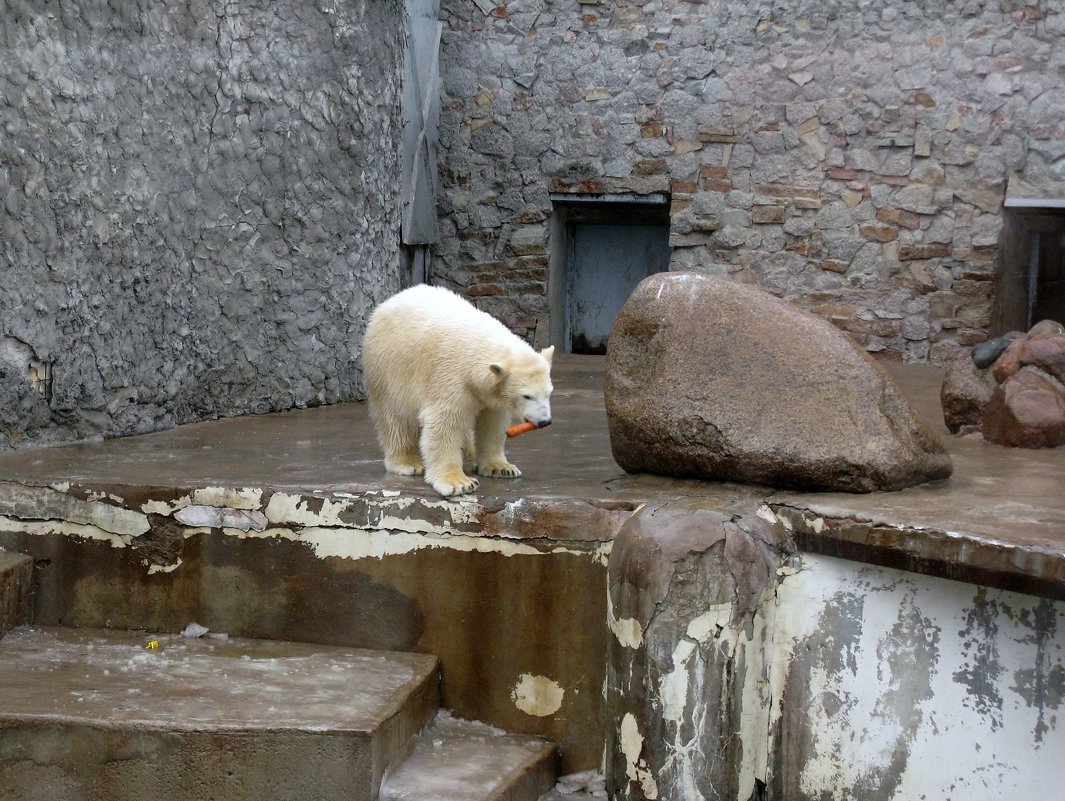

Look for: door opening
[995,206,1065,333]
[549,196,671,354]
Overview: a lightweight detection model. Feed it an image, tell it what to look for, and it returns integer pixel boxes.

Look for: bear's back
[372,284,516,345]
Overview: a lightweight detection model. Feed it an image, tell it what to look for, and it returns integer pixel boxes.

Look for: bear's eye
[522,393,533,400]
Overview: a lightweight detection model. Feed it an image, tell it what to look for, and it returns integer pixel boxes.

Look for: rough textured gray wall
[0,0,404,449]
[436,0,1064,362]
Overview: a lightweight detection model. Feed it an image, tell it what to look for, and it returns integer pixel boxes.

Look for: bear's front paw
[428,471,480,497]
[478,461,522,479]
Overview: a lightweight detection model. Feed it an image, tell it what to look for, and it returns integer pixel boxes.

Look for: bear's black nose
[537,419,552,429]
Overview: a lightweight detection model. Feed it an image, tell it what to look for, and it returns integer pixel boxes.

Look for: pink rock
[1019,334,1065,384]
[981,366,1065,449]
[1028,319,1065,340]
[991,340,1025,384]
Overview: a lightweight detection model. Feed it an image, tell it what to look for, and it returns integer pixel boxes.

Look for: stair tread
[380,712,556,801]
[0,626,437,733]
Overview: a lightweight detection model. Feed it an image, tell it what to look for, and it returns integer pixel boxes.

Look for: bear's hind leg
[376,405,424,476]
[475,407,521,478]
[420,405,479,496]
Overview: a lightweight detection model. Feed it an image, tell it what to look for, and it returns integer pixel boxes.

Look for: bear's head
[489,346,554,428]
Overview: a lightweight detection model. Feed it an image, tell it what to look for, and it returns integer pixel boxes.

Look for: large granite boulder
[605,272,953,492]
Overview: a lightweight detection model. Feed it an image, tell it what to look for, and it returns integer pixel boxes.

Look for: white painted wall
[771,554,1065,800]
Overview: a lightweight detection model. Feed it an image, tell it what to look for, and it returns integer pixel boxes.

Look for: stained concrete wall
[769,554,1065,800]
[0,482,623,774]
[0,0,405,450]
[607,503,1065,801]
[435,0,1065,361]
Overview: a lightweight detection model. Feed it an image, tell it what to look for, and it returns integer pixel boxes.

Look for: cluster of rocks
[606,272,952,493]
[942,320,1065,448]
[437,0,1065,359]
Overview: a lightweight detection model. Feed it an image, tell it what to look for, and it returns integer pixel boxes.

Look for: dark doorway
[550,197,671,354]
[995,208,1065,333]
[1031,228,1065,326]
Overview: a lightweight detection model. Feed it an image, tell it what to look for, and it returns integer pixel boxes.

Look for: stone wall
[0,0,404,449]
[435,0,1065,361]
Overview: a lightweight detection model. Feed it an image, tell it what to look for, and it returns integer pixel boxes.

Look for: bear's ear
[489,362,508,381]
[540,345,555,365]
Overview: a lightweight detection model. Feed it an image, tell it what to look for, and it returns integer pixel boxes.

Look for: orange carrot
[506,421,538,438]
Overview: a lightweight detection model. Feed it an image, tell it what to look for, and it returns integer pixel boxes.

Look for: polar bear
[362,285,554,497]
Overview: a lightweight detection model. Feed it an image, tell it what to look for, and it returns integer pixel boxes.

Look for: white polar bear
[362,285,554,497]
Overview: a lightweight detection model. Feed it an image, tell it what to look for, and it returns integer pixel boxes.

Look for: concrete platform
[0,626,439,801]
[0,356,1062,598]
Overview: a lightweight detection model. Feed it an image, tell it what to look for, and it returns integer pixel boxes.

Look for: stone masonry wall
[0,0,404,449]
[435,0,1065,361]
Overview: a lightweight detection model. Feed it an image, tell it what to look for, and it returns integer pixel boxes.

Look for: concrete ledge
[771,503,1065,601]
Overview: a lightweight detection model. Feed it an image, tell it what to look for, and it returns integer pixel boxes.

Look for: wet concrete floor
[0,356,1062,597]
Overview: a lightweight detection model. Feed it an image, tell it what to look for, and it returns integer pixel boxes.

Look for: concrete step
[0,550,31,638]
[0,626,439,801]
[380,711,557,801]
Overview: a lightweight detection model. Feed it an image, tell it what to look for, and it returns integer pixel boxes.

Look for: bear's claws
[478,463,522,478]
[430,475,480,496]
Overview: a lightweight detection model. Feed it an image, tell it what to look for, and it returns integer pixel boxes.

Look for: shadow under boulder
[604,272,953,493]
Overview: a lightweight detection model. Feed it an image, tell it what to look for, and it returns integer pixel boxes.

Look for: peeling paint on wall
[0,517,131,549]
[265,490,481,534]
[0,482,148,538]
[0,484,601,569]
[770,554,1065,800]
[512,674,565,717]
[275,526,586,561]
[610,616,643,650]
[141,497,192,516]
[620,712,658,799]
[192,487,263,511]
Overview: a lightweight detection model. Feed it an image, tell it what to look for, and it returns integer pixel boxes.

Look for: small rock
[1028,319,1065,340]
[941,357,995,434]
[971,336,1011,369]
[991,340,1025,384]
[981,366,1065,449]
[1019,334,1065,384]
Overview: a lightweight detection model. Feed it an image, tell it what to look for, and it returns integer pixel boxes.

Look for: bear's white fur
[363,285,554,496]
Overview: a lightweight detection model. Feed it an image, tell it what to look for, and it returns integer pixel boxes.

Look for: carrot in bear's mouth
[506,421,539,438]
